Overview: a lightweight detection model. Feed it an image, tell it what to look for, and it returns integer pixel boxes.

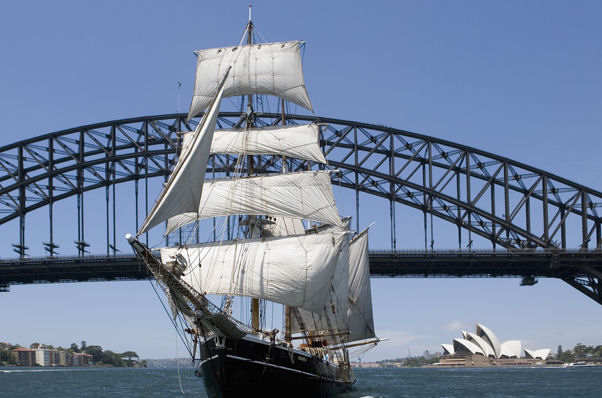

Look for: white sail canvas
[138,75,227,235]
[344,231,375,343]
[188,41,312,119]
[291,228,374,343]
[262,217,306,237]
[181,124,326,164]
[165,171,343,234]
[159,232,348,313]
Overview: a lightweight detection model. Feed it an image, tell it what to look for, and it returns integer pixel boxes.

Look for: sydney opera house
[434,323,552,367]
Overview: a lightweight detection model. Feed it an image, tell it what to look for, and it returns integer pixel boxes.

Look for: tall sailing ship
[127,12,379,398]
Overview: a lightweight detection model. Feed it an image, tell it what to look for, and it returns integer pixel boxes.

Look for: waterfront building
[73,352,93,366]
[58,350,73,366]
[12,348,36,366]
[35,348,51,366]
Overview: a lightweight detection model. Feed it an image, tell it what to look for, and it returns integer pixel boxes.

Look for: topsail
[181,123,327,164]
[165,171,343,234]
[188,41,312,119]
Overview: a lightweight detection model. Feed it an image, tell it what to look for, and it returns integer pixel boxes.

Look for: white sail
[291,227,374,343]
[159,232,349,313]
[188,41,312,119]
[262,217,306,237]
[291,221,351,334]
[138,73,227,235]
[181,124,326,164]
[344,230,375,343]
[165,171,343,234]
[322,238,350,331]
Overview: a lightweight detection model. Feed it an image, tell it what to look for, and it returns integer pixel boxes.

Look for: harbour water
[1,366,601,397]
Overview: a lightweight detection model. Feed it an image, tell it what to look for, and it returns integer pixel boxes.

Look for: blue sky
[1,1,602,361]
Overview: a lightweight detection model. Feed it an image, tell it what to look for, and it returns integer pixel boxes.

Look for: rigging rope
[175,331,185,394]
[148,279,192,356]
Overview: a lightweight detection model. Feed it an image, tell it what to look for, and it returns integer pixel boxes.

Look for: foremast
[244,11,261,335]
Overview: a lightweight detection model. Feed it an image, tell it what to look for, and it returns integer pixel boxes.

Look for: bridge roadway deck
[1,250,601,288]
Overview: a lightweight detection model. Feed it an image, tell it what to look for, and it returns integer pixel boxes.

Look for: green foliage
[120,351,139,360]
[558,350,574,363]
[120,351,140,366]
[83,345,104,364]
[101,350,124,367]
[376,355,440,367]
[0,349,16,365]
[403,356,439,367]
[556,343,602,363]
[574,343,588,355]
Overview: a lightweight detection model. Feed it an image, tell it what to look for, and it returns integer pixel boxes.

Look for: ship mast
[282,97,293,344]
[246,6,261,334]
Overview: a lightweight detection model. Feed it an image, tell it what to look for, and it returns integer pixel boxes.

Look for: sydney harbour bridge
[1,112,601,305]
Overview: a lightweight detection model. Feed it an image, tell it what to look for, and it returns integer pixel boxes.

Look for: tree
[84,345,103,364]
[81,341,87,351]
[574,343,588,356]
[0,349,11,364]
[120,351,139,366]
[593,345,602,359]
[70,343,80,353]
[557,345,562,358]
[101,350,124,367]
[559,349,574,363]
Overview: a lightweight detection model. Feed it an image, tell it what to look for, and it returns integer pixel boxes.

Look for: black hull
[197,335,354,398]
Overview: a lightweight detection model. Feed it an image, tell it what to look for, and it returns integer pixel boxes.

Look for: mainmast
[282,91,293,344]
[246,6,261,334]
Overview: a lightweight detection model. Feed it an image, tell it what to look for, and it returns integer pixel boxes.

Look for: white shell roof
[525,348,550,360]
[476,323,502,358]
[453,338,484,355]
[441,323,549,361]
[441,344,454,355]
[500,340,522,358]
[466,332,496,358]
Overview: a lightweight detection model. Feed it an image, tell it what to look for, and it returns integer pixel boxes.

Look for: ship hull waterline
[197,335,354,398]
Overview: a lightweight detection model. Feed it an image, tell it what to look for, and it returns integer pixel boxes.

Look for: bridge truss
[0,113,601,303]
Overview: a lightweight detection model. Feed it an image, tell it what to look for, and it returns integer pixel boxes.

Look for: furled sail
[188,41,312,119]
[138,71,228,235]
[343,230,375,343]
[165,171,343,234]
[181,124,326,164]
[159,232,349,313]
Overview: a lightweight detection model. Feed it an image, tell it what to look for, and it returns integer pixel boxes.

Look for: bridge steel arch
[1,113,601,302]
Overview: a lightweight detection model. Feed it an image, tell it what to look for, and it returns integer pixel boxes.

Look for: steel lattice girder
[0,113,601,303]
